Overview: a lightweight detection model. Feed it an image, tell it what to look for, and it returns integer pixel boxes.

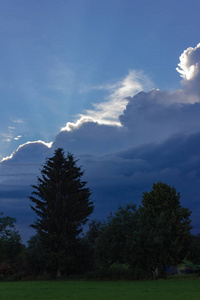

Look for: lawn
[0,278,200,300]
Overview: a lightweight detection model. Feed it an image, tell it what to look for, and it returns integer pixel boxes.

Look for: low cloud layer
[1,44,200,242]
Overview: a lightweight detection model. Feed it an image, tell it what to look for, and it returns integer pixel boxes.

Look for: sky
[1,0,200,242]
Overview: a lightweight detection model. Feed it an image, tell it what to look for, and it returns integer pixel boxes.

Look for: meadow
[0,277,200,300]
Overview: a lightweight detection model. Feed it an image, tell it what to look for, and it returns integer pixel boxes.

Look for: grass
[0,277,200,300]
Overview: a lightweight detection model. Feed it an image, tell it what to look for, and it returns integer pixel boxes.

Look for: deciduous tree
[137,181,192,276]
[0,212,24,276]
[95,204,138,268]
[187,234,200,265]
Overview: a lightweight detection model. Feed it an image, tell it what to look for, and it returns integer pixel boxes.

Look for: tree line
[0,148,199,280]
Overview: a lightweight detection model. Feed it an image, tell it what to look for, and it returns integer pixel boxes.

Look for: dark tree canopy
[188,234,200,265]
[25,234,45,275]
[139,181,192,273]
[92,182,193,279]
[95,204,138,268]
[0,212,23,274]
[30,148,93,276]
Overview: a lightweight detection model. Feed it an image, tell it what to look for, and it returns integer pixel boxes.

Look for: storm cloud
[1,44,200,242]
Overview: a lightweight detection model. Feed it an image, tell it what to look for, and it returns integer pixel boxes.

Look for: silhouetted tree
[188,234,200,265]
[0,212,24,277]
[92,182,192,279]
[95,204,139,269]
[30,148,93,277]
[133,181,192,277]
[25,234,45,275]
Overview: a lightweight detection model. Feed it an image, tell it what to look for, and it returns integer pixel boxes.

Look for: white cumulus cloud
[177,43,200,81]
[176,43,200,102]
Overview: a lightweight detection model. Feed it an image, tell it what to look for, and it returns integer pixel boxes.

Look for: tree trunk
[152,269,156,280]
[57,268,61,278]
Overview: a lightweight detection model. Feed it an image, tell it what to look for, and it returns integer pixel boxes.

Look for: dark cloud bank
[1,44,200,242]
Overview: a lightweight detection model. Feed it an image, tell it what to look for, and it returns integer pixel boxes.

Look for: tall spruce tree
[30,148,93,276]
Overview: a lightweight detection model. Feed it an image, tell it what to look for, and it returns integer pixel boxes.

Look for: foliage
[0,212,24,278]
[188,234,200,265]
[86,220,104,246]
[94,204,139,269]
[93,182,192,279]
[29,148,93,276]
[135,181,192,275]
[84,219,105,269]
[25,234,46,275]
[0,213,23,264]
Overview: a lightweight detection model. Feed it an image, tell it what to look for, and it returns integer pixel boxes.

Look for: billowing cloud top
[1,43,200,242]
[177,43,200,101]
[2,43,200,162]
[177,43,200,81]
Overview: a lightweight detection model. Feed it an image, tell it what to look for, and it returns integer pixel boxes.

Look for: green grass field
[0,278,200,300]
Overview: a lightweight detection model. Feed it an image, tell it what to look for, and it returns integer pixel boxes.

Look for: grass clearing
[0,278,200,300]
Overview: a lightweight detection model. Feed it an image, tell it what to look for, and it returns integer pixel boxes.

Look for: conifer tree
[30,148,93,276]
